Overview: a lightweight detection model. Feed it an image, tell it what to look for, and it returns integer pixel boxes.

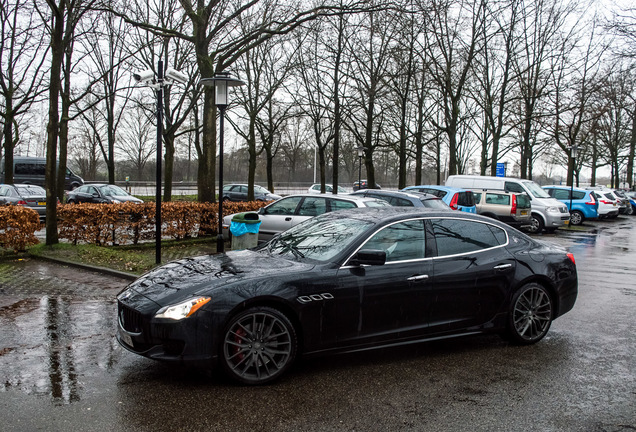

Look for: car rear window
[516,194,531,208]
[330,199,357,211]
[457,191,475,207]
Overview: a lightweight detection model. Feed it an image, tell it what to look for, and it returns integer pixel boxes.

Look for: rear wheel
[67,199,76,204]
[506,283,553,344]
[569,210,584,225]
[221,306,297,385]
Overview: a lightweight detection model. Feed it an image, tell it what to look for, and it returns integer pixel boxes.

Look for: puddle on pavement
[0,260,129,404]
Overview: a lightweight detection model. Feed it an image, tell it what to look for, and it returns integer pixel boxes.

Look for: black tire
[506,283,553,345]
[528,214,544,234]
[67,199,76,204]
[569,210,584,225]
[220,306,297,385]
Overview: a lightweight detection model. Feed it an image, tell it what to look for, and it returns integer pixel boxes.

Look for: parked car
[117,207,578,385]
[626,191,636,213]
[352,180,381,191]
[542,186,599,226]
[222,184,281,202]
[0,156,84,190]
[0,184,47,221]
[66,184,143,204]
[445,175,570,233]
[612,190,633,215]
[471,190,532,229]
[222,193,390,242]
[590,191,619,219]
[351,189,450,209]
[307,184,349,194]
[402,185,476,213]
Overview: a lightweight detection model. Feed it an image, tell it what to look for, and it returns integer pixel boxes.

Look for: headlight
[111,199,121,204]
[546,206,559,213]
[155,297,211,320]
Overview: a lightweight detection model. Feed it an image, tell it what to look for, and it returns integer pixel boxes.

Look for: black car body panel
[117,208,578,379]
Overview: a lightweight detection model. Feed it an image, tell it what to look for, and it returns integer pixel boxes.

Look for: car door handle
[407,275,429,281]
[494,264,513,271]
[285,217,292,221]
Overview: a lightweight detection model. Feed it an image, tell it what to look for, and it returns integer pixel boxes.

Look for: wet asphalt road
[1,217,635,432]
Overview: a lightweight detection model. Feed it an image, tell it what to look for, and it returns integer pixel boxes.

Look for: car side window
[431,218,502,256]
[572,191,585,200]
[553,189,570,200]
[0,186,7,196]
[390,197,414,207]
[88,186,98,195]
[330,199,357,211]
[473,192,482,203]
[264,196,302,215]
[363,220,426,262]
[298,197,327,216]
[485,193,510,205]
[504,182,525,194]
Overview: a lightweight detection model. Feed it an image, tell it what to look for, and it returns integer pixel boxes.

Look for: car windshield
[263,216,374,262]
[522,181,551,198]
[99,185,128,196]
[420,199,449,209]
[254,186,269,194]
[15,185,45,196]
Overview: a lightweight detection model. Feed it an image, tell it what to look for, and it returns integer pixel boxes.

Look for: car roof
[543,185,591,193]
[352,189,439,200]
[404,185,467,193]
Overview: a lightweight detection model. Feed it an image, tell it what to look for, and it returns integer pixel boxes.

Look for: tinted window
[516,194,531,208]
[572,191,586,200]
[15,163,45,176]
[504,181,525,194]
[363,220,426,262]
[330,199,357,211]
[457,191,475,207]
[473,192,482,203]
[432,219,502,256]
[391,197,414,207]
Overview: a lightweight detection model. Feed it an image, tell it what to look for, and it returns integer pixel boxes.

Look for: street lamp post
[133,61,187,264]
[200,72,245,253]
[357,146,365,190]
[568,144,579,224]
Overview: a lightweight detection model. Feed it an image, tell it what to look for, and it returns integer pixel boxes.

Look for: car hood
[124,249,312,306]
[109,194,142,203]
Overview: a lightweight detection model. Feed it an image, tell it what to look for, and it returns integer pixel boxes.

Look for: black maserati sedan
[117,207,577,385]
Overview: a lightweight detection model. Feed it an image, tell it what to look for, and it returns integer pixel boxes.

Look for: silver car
[223,193,390,242]
[0,184,47,221]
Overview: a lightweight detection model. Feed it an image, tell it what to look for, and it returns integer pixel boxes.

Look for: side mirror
[258,207,265,215]
[349,249,386,266]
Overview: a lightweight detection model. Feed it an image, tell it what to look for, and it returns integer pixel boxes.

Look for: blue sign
[496,163,506,177]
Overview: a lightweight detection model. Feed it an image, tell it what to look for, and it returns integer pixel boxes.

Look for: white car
[307,183,349,194]
[591,191,619,219]
[223,193,390,243]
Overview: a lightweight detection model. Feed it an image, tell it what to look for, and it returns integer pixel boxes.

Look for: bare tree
[0,0,48,182]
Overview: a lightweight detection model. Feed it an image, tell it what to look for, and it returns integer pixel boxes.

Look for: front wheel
[506,283,553,345]
[221,307,297,385]
[528,214,544,234]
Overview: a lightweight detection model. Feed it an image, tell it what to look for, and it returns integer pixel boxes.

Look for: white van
[445,175,569,233]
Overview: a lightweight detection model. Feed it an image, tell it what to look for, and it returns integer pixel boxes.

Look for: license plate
[520,210,528,216]
[37,201,46,206]
[119,328,133,347]
[564,219,569,225]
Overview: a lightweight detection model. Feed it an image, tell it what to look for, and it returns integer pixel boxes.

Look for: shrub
[0,206,40,251]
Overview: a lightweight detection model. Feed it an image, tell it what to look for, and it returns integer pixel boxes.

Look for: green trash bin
[230,212,261,250]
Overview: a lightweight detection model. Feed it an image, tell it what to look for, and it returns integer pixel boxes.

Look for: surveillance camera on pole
[133,69,156,84]
[165,67,188,85]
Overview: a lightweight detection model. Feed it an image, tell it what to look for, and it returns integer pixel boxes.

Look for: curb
[33,254,139,281]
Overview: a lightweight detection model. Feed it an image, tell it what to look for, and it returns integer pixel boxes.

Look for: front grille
[118,302,143,333]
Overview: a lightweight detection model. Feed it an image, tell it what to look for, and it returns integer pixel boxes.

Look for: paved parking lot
[0,217,635,431]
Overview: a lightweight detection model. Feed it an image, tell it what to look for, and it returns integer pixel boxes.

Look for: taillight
[510,194,517,216]
[567,253,575,265]
[600,199,612,205]
[449,193,458,210]
[585,195,596,205]
[16,200,27,206]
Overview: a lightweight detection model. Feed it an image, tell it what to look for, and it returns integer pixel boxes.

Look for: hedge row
[57,201,270,245]
[0,206,40,251]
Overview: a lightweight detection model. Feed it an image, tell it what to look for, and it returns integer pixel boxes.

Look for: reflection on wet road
[0,218,635,431]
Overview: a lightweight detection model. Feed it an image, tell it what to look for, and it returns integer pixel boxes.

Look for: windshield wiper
[269,237,305,259]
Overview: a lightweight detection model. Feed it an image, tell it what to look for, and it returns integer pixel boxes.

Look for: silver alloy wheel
[512,285,552,343]
[528,215,543,234]
[570,211,583,225]
[222,308,296,384]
